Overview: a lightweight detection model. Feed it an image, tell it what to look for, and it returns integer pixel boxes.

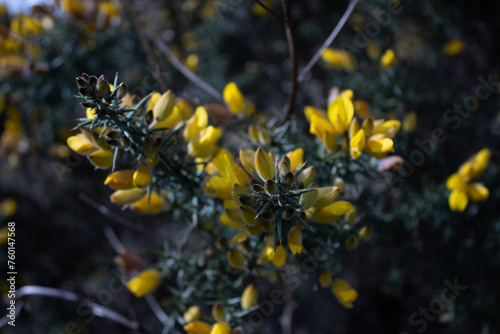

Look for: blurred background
[0,0,499,333]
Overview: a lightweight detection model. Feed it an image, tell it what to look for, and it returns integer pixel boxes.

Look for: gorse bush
[0,0,499,333]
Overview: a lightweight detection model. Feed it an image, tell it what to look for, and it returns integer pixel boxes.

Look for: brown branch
[282,0,298,124]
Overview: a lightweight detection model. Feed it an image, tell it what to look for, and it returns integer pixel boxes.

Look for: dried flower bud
[264,179,278,195]
[76,76,89,89]
[114,249,147,272]
[144,109,154,126]
[284,172,295,186]
[282,207,296,221]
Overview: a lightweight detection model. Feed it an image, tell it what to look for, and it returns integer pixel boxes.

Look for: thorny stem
[297,0,359,83]
[282,0,298,124]
[144,27,224,102]
[0,286,155,333]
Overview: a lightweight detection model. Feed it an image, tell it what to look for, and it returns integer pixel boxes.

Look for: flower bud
[282,207,296,221]
[153,90,176,122]
[358,226,373,241]
[279,156,291,176]
[241,284,258,310]
[319,269,332,288]
[212,304,226,322]
[146,152,159,167]
[345,235,358,250]
[297,166,315,186]
[183,305,201,324]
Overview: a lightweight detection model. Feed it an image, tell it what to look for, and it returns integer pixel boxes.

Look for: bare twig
[126,0,169,92]
[253,0,283,20]
[297,0,359,83]
[145,294,169,326]
[0,286,140,331]
[144,27,224,102]
[281,0,298,123]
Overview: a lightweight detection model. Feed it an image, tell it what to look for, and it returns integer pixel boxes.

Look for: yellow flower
[321,48,357,71]
[447,148,490,212]
[133,165,152,189]
[328,97,354,136]
[227,248,246,268]
[331,279,358,309]
[270,244,286,268]
[110,188,147,205]
[67,131,113,168]
[11,15,44,36]
[184,106,208,141]
[127,268,161,298]
[241,284,258,310]
[0,198,17,217]
[211,322,231,334]
[62,0,86,16]
[184,321,212,334]
[366,134,394,159]
[188,126,222,158]
[223,82,245,114]
[402,112,417,133]
[380,49,397,69]
[287,227,303,255]
[104,170,134,189]
[443,39,465,56]
[310,201,353,224]
[319,269,332,288]
[212,304,225,322]
[131,191,166,214]
[358,226,373,241]
[88,150,114,168]
[349,129,365,160]
[185,54,199,72]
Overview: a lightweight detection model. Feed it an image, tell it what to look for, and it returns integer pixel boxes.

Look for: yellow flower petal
[286,148,303,173]
[321,48,356,70]
[255,148,274,180]
[331,279,358,309]
[358,226,373,241]
[449,189,468,212]
[380,49,397,69]
[271,244,286,268]
[227,248,246,268]
[319,269,332,288]
[133,165,152,189]
[127,269,160,298]
[184,321,212,334]
[210,322,231,334]
[88,150,114,169]
[223,82,245,113]
[110,188,147,205]
[184,106,208,141]
[328,96,354,136]
[104,170,134,190]
[350,129,365,160]
[219,213,245,229]
[446,173,466,191]
[467,183,489,202]
[67,135,97,156]
[239,148,256,174]
[131,192,165,214]
[313,201,353,224]
[287,227,303,255]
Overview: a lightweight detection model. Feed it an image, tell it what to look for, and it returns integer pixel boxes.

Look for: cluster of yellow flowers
[305,94,401,160]
[447,148,490,212]
[204,147,352,268]
[318,271,359,309]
